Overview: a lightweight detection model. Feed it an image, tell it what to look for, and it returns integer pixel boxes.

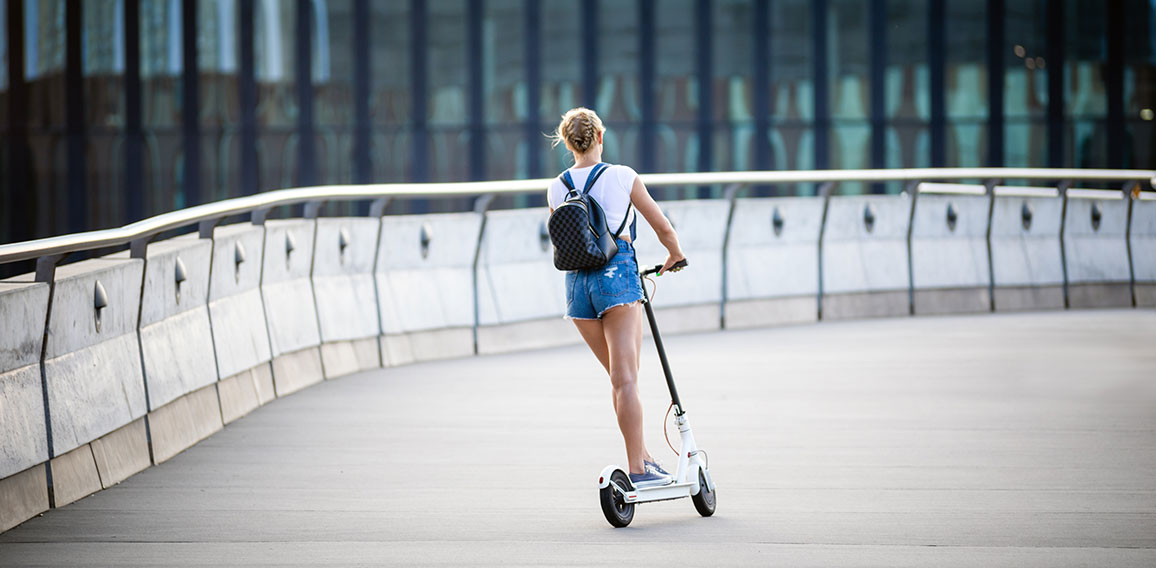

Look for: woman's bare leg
[600,302,652,474]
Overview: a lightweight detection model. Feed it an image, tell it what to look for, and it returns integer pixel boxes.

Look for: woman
[547,108,687,487]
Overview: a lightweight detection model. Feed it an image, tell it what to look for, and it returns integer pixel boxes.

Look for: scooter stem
[641,286,684,415]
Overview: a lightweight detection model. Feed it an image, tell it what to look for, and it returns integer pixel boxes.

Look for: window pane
[315,0,355,188]
[84,0,126,230]
[654,0,691,178]
[199,0,241,202]
[770,0,813,185]
[1004,0,1048,167]
[428,0,467,182]
[369,1,410,181]
[26,0,68,237]
[1065,0,1109,168]
[255,0,296,190]
[483,0,524,180]
[886,0,929,171]
[829,0,870,192]
[599,0,639,168]
[1124,0,1155,168]
[944,0,986,167]
[712,0,754,172]
[539,0,580,174]
[141,0,183,215]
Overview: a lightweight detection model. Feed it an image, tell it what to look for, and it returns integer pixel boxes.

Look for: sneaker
[644,460,671,477]
[629,469,673,487]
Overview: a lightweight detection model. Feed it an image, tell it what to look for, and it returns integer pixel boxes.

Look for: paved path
[1,310,1155,566]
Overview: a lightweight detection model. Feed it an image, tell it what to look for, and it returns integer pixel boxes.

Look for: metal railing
[1,168,1153,279]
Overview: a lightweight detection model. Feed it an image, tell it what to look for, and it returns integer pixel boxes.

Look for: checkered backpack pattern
[548,163,633,271]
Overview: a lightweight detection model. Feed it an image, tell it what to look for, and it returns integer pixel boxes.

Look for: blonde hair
[550,107,605,154]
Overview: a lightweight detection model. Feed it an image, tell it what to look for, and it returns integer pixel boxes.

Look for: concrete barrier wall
[909,190,992,314]
[43,258,150,507]
[261,220,325,393]
[208,224,275,424]
[0,276,50,531]
[1063,191,1133,308]
[724,197,824,328]
[633,199,730,333]
[989,188,1065,311]
[313,218,382,378]
[1132,195,1156,307]
[821,194,912,319]
[475,208,573,354]
[376,213,480,365]
[136,235,222,463]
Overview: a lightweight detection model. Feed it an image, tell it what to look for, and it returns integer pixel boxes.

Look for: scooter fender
[597,465,626,489]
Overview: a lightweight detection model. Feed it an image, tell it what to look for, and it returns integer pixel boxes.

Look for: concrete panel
[0,465,48,533]
[320,338,380,379]
[1063,193,1131,308]
[147,385,223,464]
[314,218,381,346]
[476,317,579,355]
[910,192,991,314]
[724,296,818,329]
[633,200,729,312]
[1130,197,1156,307]
[208,224,272,380]
[476,208,563,326]
[646,304,720,336]
[990,191,1066,311]
[140,308,217,410]
[0,278,50,481]
[48,445,100,508]
[821,194,912,318]
[136,236,218,410]
[89,419,150,488]
[0,366,49,479]
[218,364,275,425]
[380,329,476,366]
[725,197,824,327]
[44,259,147,457]
[272,347,325,395]
[377,214,479,360]
[261,220,322,358]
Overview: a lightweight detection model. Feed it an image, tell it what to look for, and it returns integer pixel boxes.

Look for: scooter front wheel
[599,470,635,527]
[692,469,716,517]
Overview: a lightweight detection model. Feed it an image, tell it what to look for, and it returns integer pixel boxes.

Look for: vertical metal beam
[581,0,598,108]
[411,0,429,182]
[1105,0,1125,168]
[812,0,829,174]
[639,0,655,173]
[1046,0,1065,168]
[239,0,258,194]
[928,0,946,167]
[696,0,712,186]
[124,0,143,222]
[986,0,1005,167]
[524,0,541,179]
[868,0,886,193]
[182,0,202,206]
[297,0,316,187]
[467,0,485,181]
[753,0,770,173]
[66,0,86,234]
[6,0,30,244]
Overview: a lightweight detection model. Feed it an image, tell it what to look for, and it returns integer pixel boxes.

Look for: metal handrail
[1,167,1153,266]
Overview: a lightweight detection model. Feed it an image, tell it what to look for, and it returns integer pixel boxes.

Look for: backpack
[548,162,634,271]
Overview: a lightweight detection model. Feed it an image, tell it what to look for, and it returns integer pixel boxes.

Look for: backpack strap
[613,203,634,239]
[560,171,577,197]
[580,163,610,195]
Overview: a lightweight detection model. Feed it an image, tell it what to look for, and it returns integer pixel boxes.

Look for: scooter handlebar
[640,258,688,277]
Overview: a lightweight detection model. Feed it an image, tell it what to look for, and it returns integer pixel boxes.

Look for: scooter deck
[621,481,698,504]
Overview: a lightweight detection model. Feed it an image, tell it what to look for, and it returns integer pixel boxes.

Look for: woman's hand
[658,255,687,276]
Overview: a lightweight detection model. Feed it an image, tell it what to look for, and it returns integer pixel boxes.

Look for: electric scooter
[597,259,716,527]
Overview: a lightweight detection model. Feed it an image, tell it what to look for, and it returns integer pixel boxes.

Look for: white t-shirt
[547,164,638,236]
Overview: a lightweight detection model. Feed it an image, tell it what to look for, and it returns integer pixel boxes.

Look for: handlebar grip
[640,258,688,276]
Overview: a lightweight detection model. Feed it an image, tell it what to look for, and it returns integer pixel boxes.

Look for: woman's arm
[629,175,686,274]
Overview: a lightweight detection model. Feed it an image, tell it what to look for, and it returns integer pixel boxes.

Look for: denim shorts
[564,239,646,320]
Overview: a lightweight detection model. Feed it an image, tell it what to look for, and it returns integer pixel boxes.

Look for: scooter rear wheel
[692,469,716,517]
[599,470,635,527]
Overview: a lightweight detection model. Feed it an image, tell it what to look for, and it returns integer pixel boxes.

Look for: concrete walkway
[1,310,1154,567]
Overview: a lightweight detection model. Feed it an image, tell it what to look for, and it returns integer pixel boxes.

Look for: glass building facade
[2,0,1155,245]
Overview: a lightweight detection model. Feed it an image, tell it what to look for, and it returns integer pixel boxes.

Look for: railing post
[472,194,497,355]
[815,182,836,320]
[719,183,745,329]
